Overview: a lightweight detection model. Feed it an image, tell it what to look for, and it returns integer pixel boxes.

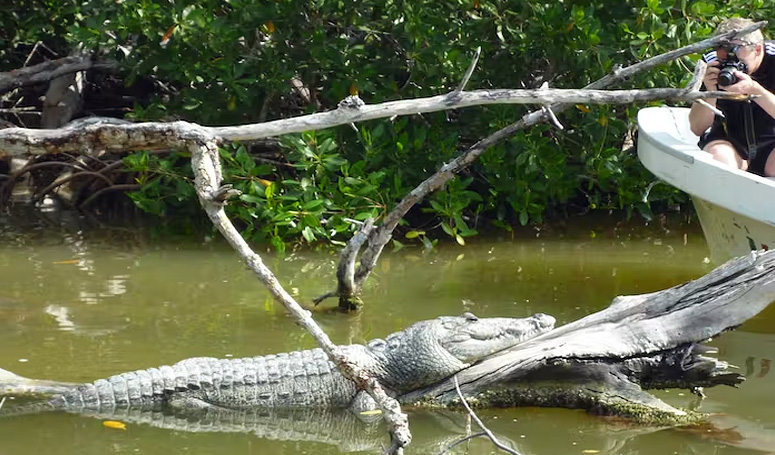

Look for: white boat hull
[637,106,775,262]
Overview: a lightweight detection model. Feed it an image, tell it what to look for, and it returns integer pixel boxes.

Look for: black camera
[718,55,748,86]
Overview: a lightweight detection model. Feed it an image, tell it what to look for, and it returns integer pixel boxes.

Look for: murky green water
[1,212,774,454]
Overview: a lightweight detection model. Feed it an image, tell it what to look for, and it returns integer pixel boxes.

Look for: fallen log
[401,249,775,425]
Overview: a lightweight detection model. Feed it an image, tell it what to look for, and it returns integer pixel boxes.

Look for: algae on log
[401,250,775,425]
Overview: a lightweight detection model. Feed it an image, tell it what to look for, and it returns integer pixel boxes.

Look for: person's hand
[723,71,761,95]
[703,60,720,91]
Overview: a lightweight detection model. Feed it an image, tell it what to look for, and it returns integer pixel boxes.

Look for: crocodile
[0,312,555,414]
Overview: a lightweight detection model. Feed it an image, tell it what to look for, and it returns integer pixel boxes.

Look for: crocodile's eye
[461,312,478,322]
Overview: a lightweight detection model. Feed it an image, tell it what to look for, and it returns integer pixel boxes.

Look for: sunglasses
[717,42,754,54]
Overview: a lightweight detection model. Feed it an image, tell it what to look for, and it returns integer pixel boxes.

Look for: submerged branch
[453,376,521,455]
[314,218,376,309]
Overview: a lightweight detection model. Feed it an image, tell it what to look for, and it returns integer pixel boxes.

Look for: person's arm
[688,61,721,136]
[689,98,717,136]
[729,71,775,119]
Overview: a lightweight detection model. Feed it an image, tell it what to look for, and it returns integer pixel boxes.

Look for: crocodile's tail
[0,367,79,399]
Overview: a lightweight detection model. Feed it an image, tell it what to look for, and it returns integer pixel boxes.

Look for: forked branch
[315,22,766,307]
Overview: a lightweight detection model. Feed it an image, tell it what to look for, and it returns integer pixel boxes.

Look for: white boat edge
[637,106,775,263]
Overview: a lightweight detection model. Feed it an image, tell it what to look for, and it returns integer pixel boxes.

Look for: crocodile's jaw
[442,312,556,363]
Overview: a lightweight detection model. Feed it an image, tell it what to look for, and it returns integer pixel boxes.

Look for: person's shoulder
[763,41,775,70]
[758,42,775,85]
[702,49,718,63]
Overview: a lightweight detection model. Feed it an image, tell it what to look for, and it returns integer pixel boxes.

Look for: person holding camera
[688,18,775,177]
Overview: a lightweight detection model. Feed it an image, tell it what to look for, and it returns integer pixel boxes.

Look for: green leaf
[302,199,324,211]
[240,194,264,204]
[429,200,444,213]
[405,230,425,239]
[183,99,202,110]
[301,226,316,243]
[354,211,375,221]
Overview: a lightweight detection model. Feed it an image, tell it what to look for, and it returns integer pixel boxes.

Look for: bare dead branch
[435,432,487,455]
[0,160,87,205]
[346,22,765,290]
[213,87,742,142]
[687,61,725,118]
[541,105,564,129]
[33,170,113,203]
[24,43,46,67]
[687,60,707,92]
[22,42,59,68]
[32,166,118,203]
[585,21,766,90]
[185,131,411,453]
[539,82,564,130]
[314,218,376,308]
[0,107,38,114]
[695,97,725,117]
[452,376,521,455]
[79,183,142,208]
[0,55,118,95]
[0,121,189,157]
[455,47,481,93]
[0,89,743,158]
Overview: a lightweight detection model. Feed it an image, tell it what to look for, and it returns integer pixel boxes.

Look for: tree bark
[40,71,83,129]
[0,55,117,96]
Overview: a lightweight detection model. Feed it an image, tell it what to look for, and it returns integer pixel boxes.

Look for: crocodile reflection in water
[5,405,767,455]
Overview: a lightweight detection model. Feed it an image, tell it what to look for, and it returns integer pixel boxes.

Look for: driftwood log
[401,249,775,425]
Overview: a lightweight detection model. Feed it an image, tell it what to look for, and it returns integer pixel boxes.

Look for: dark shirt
[700,41,775,174]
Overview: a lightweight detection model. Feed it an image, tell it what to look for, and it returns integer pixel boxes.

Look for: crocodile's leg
[166,391,228,411]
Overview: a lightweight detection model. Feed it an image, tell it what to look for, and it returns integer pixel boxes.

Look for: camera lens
[718,68,736,86]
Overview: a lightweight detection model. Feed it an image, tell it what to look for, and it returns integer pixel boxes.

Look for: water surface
[1,212,773,454]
